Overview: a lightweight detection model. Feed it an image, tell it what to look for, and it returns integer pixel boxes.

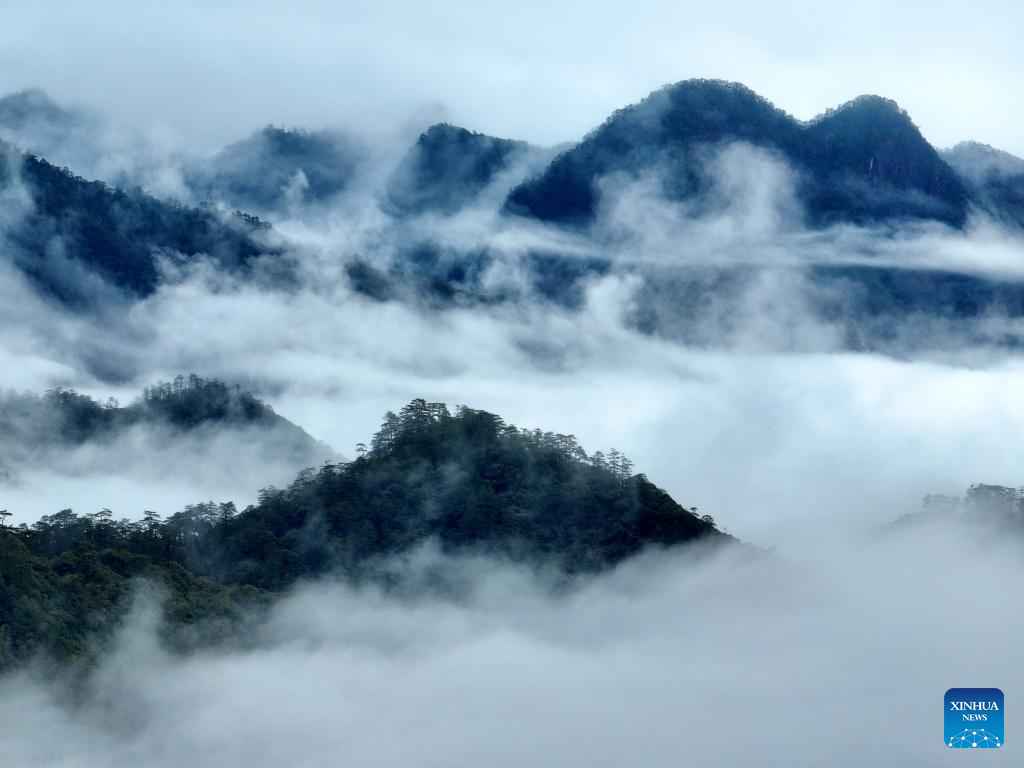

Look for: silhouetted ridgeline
[386,123,539,215]
[9,81,1024,358]
[943,142,1024,231]
[506,80,971,228]
[0,400,726,672]
[186,126,360,214]
[0,375,325,465]
[0,141,279,305]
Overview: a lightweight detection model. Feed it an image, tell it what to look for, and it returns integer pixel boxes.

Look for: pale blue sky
[1,0,1021,154]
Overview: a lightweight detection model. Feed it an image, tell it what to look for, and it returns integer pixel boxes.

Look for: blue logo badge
[945,688,1004,748]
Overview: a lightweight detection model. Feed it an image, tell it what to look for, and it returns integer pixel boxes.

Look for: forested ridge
[0,375,327,481]
[0,399,725,673]
[506,79,972,228]
[1,374,307,443]
[0,141,278,305]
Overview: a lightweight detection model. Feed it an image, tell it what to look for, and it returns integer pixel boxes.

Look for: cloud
[0,521,1018,766]
[3,131,1024,551]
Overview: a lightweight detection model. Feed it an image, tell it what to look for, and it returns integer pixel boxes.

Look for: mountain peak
[387,123,535,215]
[507,80,969,228]
[807,94,918,135]
[944,141,1024,178]
[0,88,78,135]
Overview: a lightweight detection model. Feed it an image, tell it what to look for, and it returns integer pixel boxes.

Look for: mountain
[0,88,78,135]
[0,375,332,480]
[801,95,968,225]
[943,142,1024,229]
[506,79,970,228]
[386,123,547,215]
[0,88,92,163]
[187,126,360,214]
[0,142,280,306]
[0,399,726,672]
[888,483,1024,532]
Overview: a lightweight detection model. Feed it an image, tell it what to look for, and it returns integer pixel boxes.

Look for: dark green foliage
[200,400,723,587]
[506,79,969,228]
[0,143,277,305]
[387,124,533,215]
[0,400,723,672]
[0,529,265,672]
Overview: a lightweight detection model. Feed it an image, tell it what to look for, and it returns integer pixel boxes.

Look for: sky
[1,0,1022,155]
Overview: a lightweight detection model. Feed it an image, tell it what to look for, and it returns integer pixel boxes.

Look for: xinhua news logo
[945,688,1004,749]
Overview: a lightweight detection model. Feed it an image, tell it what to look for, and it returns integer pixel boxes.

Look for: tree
[0,509,10,529]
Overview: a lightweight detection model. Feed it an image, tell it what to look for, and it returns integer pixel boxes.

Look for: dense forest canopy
[0,398,725,673]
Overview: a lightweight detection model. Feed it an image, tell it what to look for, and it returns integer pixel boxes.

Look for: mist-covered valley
[2,26,1024,766]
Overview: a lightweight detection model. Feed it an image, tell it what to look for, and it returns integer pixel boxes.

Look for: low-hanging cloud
[3,129,1024,549]
[0,518,1019,767]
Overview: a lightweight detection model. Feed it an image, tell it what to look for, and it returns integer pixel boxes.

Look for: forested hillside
[0,143,278,305]
[0,400,725,672]
[0,375,328,480]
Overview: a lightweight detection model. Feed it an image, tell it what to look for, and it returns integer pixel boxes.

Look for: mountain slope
[943,141,1024,228]
[187,126,360,214]
[386,123,543,215]
[0,142,279,305]
[801,95,968,225]
[0,399,727,671]
[506,79,970,228]
[0,88,95,167]
[0,376,331,480]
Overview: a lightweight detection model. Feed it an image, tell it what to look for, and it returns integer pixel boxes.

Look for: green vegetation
[0,142,277,305]
[0,399,724,673]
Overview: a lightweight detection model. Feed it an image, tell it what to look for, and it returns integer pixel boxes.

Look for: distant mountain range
[507,80,981,228]
[4,80,1024,357]
[7,79,1021,229]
